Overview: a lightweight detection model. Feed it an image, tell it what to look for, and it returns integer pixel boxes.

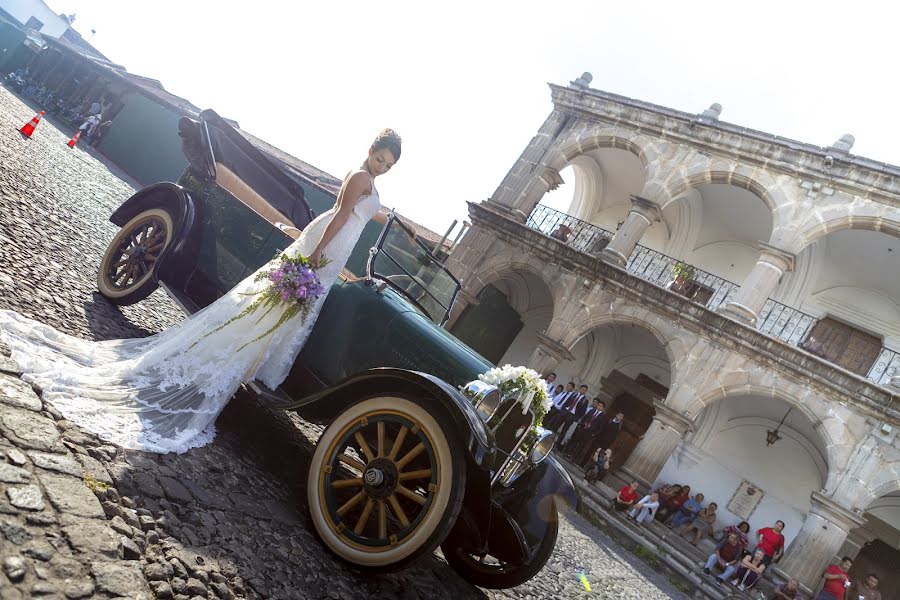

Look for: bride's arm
[310,172,370,265]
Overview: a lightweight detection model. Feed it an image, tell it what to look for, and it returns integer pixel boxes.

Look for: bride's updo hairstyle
[371,128,401,161]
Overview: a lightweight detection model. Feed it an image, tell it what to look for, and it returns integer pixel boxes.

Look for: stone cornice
[548,84,900,208]
[653,400,695,435]
[535,333,576,363]
[468,200,900,424]
[810,491,867,531]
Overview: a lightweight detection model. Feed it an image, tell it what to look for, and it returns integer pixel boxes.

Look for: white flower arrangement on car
[477,365,551,427]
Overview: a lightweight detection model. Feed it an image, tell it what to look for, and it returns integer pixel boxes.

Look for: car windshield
[369,215,460,325]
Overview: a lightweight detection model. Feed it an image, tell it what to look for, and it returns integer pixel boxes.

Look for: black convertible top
[178,109,315,230]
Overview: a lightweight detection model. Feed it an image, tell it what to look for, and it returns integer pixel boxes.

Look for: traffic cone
[66,131,81,148]
[19,111,45,138]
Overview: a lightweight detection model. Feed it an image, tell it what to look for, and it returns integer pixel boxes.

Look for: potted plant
[670,261,696,290]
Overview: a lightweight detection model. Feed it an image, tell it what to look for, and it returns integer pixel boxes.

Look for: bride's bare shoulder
[339,170,373,198]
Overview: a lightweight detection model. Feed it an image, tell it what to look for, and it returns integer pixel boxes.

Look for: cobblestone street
[0,86,689,600]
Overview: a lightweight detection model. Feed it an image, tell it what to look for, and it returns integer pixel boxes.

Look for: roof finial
[700,103,722,121]
[571,72,593,89]
[830,134,855,153]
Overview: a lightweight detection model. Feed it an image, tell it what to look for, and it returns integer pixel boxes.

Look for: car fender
[108,182,199,282]
[493,455,578,555]
[292,367,494,467]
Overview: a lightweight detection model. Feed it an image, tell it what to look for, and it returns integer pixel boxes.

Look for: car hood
[384,291,494,389]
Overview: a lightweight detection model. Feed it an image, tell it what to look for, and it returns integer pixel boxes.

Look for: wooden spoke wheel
[307,395,465,570]
[97,208,173,305]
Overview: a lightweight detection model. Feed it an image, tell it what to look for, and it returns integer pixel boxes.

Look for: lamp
[766,408,791,446]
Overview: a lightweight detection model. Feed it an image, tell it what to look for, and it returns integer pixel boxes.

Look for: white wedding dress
[0,181,381,454]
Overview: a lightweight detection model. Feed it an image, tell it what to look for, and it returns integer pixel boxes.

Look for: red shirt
[618,486,638,504]
[756,527,784,556]
[822,564,848,597]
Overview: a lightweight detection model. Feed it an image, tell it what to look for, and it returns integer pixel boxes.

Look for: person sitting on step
[703,532,741,578]
[669,492,704,528]
[628,493,660,526]
[680,502,717,545]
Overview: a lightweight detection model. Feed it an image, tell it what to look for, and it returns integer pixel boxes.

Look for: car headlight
[461,380,501,421]
[530,428,556,465]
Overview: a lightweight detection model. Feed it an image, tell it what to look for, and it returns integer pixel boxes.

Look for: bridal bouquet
[478,365,551,427]
[192,253,329,351]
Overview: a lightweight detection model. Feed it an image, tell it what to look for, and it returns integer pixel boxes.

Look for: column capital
[535,333,576,363]
[538,167,565,191]
[652,400,695,436]
[629,194,662,224]
[809,491,866,532]
[757,242,795,274]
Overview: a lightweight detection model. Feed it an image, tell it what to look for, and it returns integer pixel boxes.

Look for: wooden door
[801,317,881,377]
[607,393,656,469]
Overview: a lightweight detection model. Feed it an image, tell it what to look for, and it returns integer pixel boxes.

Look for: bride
[0,129,401,454]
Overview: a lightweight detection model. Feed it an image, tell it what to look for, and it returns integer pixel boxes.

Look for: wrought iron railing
[867,347,900,387]
[526,204,614,255]
[757,299,817,346]
[625,245,739,311]
[526,204,900,390]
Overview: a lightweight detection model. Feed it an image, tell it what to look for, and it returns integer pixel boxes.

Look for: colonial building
[446,73,900,595]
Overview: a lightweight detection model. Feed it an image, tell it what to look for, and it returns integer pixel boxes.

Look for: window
[800,317,882,376]
[24,17,43,30]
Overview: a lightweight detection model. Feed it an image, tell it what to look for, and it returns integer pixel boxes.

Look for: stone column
[723,242,795,324]
[777,492,866,592]
[526,333,575,376]
[600,195,661,268]
[621,401,694,489]
[491,109,572,213]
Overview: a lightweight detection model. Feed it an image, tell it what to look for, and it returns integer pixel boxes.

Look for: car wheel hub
[362,457,398,500]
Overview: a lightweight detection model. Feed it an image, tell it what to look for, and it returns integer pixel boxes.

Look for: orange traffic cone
[19,111,45,138]
[67,131,81,148]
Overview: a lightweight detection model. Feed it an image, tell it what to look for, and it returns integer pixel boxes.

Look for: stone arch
[664,169,782,215]
[792,214,900,255]
[556,309,682,398]
[683,382,843,490]
[546,133,650,174]
[465,250,559,312]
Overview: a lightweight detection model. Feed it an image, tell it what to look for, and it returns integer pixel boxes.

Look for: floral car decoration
[477,365,551,428]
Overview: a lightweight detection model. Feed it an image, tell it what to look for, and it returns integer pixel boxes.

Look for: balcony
[526,204,900,387]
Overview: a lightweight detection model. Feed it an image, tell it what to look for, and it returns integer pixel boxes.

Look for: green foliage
[671,261,696,282]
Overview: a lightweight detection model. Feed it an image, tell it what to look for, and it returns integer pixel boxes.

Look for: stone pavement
[0,85,690,600]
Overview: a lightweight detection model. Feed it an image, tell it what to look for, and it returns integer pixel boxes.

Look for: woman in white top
[629,493,660,525]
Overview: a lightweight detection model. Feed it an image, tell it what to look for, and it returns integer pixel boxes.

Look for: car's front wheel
[441,505,559,589]
[307,395,466,571]
[97,207,173,305]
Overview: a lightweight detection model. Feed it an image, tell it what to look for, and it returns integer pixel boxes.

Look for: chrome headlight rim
[529,428,556,465]
[461,380,502,421]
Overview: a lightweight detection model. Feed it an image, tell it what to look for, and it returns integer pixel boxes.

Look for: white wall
[0,0,70,37]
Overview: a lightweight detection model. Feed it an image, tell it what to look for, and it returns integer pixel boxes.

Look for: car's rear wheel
[97,208,173,305]
[307,395,465,571]
[441,505,559,589]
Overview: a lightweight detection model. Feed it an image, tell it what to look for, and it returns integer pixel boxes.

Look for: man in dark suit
[544,382,575,431]
[558,385,590,441]
[593,412,625,458]
[566,398,607,464]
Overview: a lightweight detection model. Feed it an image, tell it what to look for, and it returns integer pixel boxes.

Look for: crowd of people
[541,374,628,480]
[613,480,883,598]
[543,374,885,599]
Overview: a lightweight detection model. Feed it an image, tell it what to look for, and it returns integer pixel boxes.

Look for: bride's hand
[309,249,323,268]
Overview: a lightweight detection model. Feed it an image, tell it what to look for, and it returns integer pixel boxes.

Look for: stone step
[560,458,787,600]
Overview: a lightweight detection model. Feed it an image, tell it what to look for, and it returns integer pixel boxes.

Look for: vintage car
[95,110,577,589]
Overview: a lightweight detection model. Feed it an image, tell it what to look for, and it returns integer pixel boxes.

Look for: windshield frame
[366,213,461,326]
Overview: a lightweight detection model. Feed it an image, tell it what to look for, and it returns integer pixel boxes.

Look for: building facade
[446,74,900,594]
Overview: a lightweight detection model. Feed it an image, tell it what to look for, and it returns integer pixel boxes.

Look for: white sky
[46,0,900,234]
